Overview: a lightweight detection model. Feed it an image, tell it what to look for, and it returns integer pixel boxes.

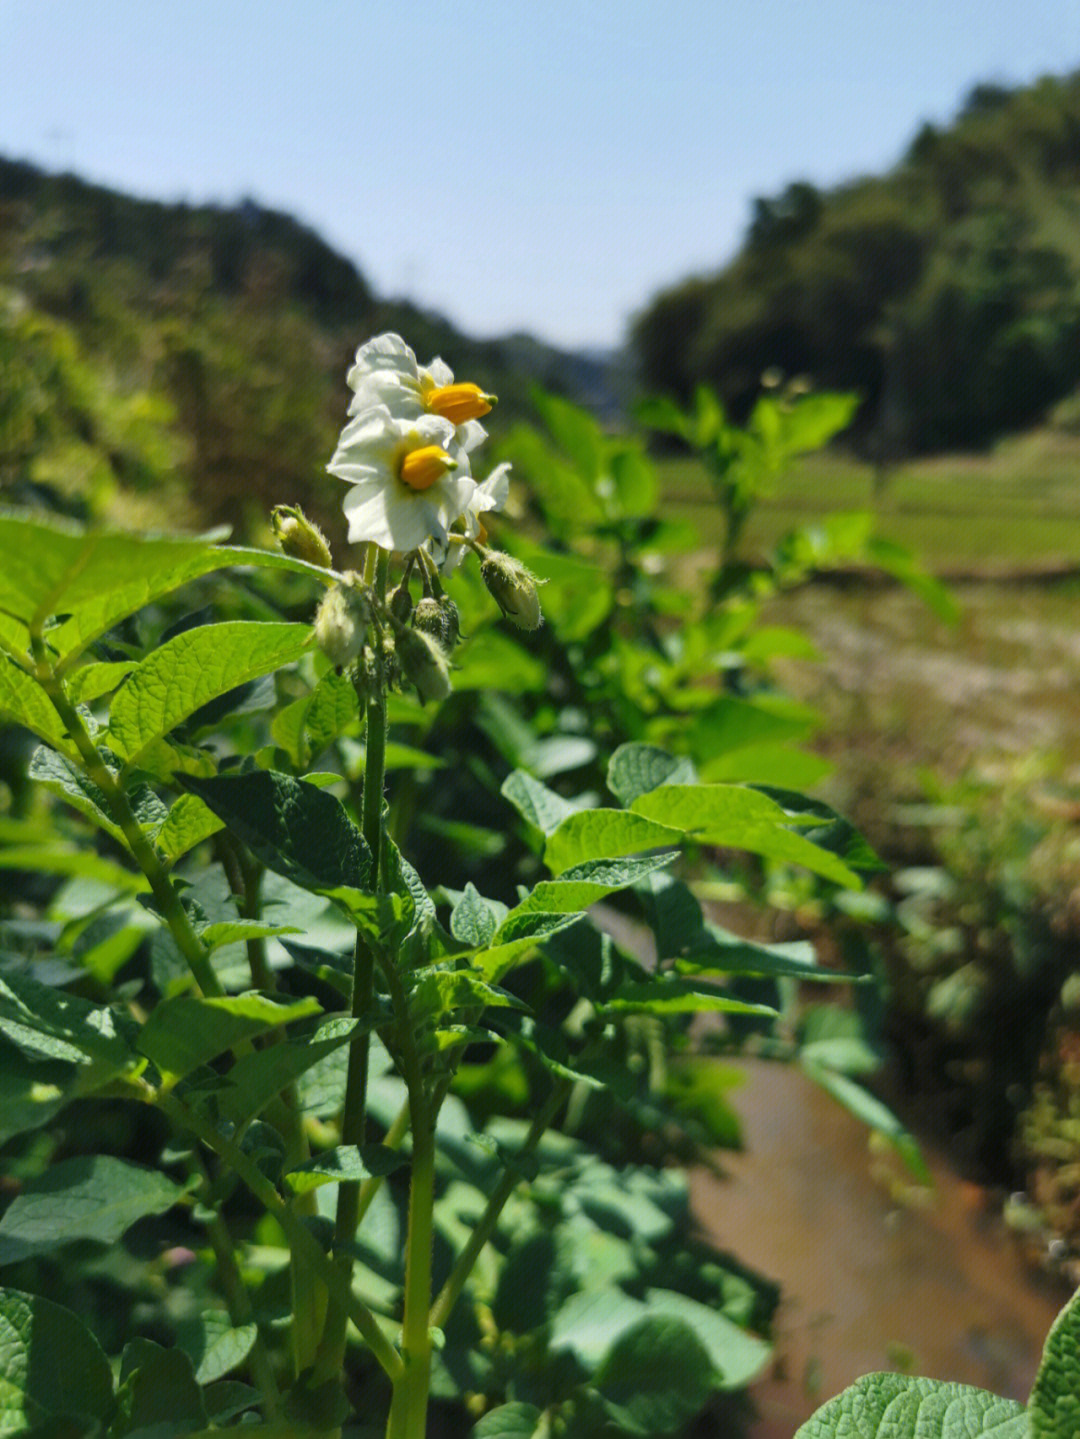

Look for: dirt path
[691,1060,1071,1437]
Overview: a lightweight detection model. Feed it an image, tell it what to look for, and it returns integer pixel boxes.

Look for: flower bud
[396,626,452,705]
[411,596,453,652]
[314,581,369,669]
[388,581,414,625]
[438,595,461,649]
[480,552,543,630]
[271,505,333,569]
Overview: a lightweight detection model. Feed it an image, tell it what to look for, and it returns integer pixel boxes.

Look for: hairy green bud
[271,505,333,569]
[409,596,451,650]
[388,581,414,625]
[438,595,461,649]
[396,626,452,705]
[314,580,370,669]
[480,551,543,630]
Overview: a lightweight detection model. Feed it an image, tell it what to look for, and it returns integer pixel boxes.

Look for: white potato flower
[347,332,495,429]
[427,462,512,572]
[327,406,479,552]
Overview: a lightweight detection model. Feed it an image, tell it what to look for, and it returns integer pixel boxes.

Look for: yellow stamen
[399,445,457,492]
[426,382,496,425]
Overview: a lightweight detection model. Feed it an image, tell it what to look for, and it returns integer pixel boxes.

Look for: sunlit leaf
[109,622,313,763]
[794,1374,1026,1439]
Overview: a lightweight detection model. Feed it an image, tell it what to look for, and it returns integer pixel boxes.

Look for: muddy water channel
[693,1060,1071,1438]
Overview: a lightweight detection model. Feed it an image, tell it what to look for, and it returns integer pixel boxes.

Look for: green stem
[355,1099,410,1228]
[386,1082,436,1439]
[29,636,222,998]
[311,550,389,1384]
[184,1148,283,1420]
[160,1093,404,1384]
[429,1078,569,1331]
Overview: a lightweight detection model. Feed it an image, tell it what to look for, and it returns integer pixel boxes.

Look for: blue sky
[4,0,1079,349]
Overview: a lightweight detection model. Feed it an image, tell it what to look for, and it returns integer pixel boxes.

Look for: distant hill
[0,156,623,537]
[633,71,1080,455]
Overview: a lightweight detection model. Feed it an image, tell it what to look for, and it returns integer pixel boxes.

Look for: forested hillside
[633,72,1080,454]
[0,157,617,537]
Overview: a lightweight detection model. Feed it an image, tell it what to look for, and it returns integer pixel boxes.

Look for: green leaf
[500,770,575,836]
[550,1286,649,1369]
[271,668,359,769]
[0,657,74,754]
[284,1144,407,1193]
[109,623,313,763]
[0,1287,115,1433]
[0,509,329,668]
[174,1311,257,1385]
[195,920,303,953]
[115,1338,206,1437]
[533,390,605,481]
[509,852,678,917]
[412,969,530,1021]
[0,1155,184,1265]
[473,912,586,982]
[201,1381,261,1423]
[29,746,167,851]
[595,1314,718,1434]
[866,536,960,625]
[65,660,137,704]
[680,920,850,983]
[473,1402,544,1439]
[136,992,320,1078]
[178,768,371,894]
[154,794,224,863]
[1030,1285,1080,1438]
[630,784,862,887]
[607,744,696,806]
[681,696,817,764]
[699,743,834,788]
[0,970,132,1071]
[751,785,884,873]
[451,884,506,947]
[216,1015,362,1127]
[545,810,683,877]
[0,1042,79,1145]
[794,1374,1027,1438]
[644,1290,770,1389]
[608,444,658,517]
[28,745,123,842]
[599,978,778,1017]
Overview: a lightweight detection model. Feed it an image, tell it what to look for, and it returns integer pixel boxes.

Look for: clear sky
[4,0,1080,350]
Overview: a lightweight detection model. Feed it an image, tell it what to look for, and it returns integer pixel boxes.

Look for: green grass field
[658,427,1080,571]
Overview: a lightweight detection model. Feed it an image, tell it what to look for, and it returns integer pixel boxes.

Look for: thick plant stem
[29,636,222,998]
[430,1078,570,1331]
[311,559,389,1385]
[386,1084,436,1439]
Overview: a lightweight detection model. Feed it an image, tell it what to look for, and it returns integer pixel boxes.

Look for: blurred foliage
[633,70,1080,453]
